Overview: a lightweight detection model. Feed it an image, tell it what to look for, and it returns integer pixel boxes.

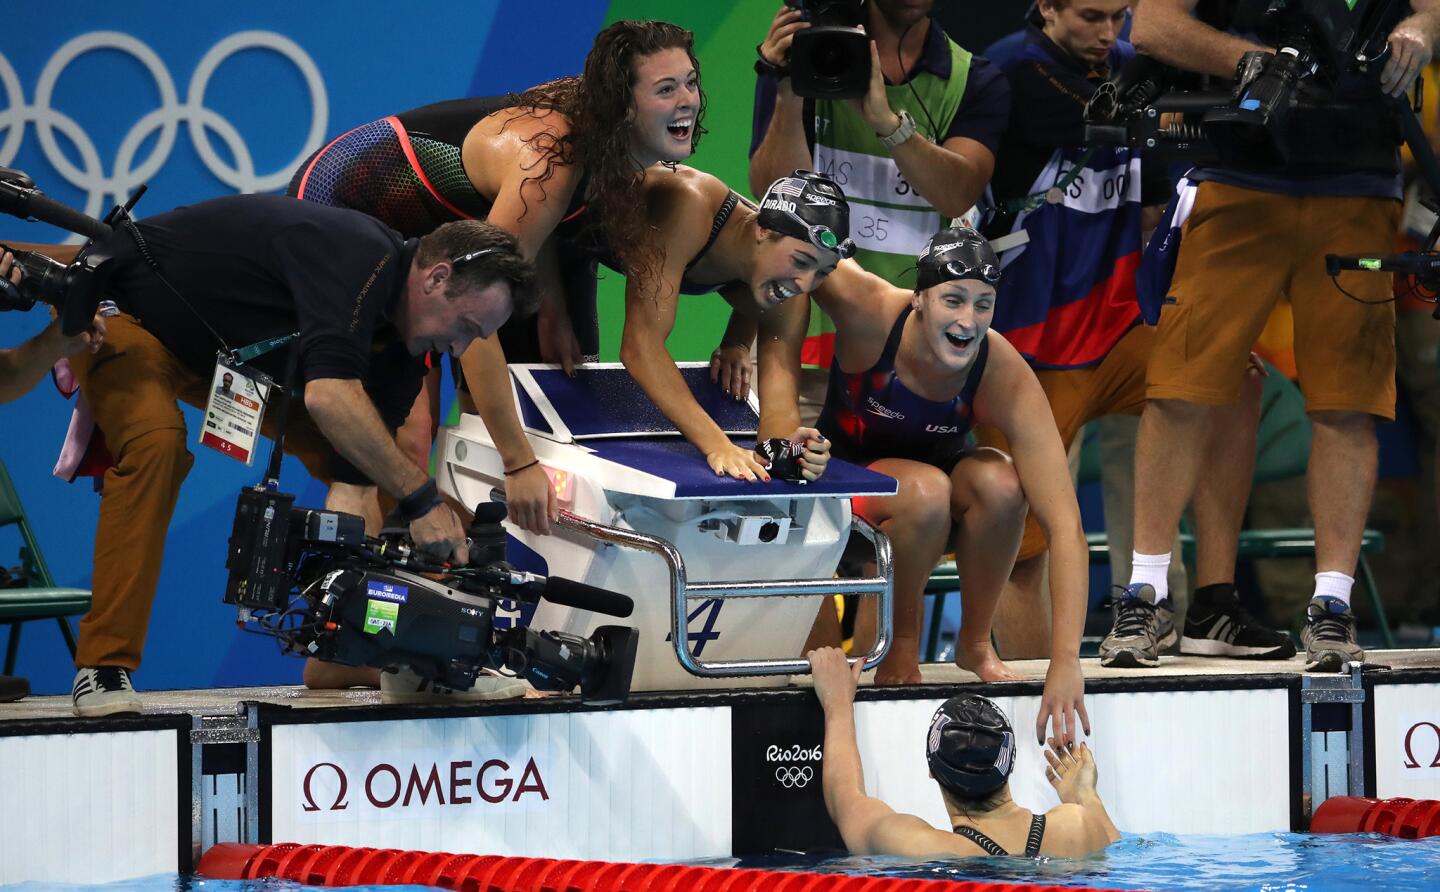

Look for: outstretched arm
[809,647,958,857]
[973,335,1089,746]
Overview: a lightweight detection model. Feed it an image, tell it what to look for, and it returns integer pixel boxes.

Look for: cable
[896,19,941,138]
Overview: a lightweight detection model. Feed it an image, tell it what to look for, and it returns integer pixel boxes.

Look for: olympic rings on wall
[0,30,327,222]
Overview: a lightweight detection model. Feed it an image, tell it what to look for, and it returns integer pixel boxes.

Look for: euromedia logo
[294,749,550,817]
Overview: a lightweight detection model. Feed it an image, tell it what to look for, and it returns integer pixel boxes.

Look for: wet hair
[507,20,707,290]
[416,220,538,318]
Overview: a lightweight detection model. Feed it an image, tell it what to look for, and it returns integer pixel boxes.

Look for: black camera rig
[0,165,133,336]
[224,483,639,704]
[1084,0,1408,167]
[1083,0,1440,312]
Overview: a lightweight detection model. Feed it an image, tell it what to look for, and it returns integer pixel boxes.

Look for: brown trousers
[71,314,336,670]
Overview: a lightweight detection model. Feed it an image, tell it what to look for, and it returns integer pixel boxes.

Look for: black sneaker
[1301,596,1364,672]
[1180,584,1296,659]
[72,666,142,717]
[1099,583,1176,668]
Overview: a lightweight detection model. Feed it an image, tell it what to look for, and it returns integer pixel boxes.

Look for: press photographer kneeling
[12,189,537,716]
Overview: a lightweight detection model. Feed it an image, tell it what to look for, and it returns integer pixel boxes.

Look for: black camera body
[785,0,870,99]
[1085,0,1406,169]
[0,165,125,336]
[1202,0,1404,169]
[223,486,639,704]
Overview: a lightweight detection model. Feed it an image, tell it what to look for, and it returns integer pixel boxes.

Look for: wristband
[395,478,442,523]
[504,459,541,477]
[755,44,790,80]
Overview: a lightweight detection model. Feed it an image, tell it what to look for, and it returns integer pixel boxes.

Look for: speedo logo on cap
[929,241,966,256]
[805,195,837,207]
[763,197,797,213]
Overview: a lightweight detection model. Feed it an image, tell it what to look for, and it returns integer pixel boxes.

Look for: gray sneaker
[380,666,530,704]
[1301,596,1364,672]
[72,666,142,717]
[1099,583,1177,668]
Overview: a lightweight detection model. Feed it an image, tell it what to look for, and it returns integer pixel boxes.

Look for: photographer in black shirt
[62,195,534,716]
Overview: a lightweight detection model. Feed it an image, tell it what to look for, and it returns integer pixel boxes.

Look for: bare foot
[955,640,1023,682]
[872,664,924,686]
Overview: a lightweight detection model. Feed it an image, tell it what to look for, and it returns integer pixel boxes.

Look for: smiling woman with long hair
[289,19,707,538]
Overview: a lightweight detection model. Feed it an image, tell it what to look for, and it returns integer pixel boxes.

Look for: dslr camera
[224,489,639,705]
[784,0,870,99]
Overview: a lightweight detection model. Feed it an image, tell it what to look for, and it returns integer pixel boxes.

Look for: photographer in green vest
[745,1,1010,423]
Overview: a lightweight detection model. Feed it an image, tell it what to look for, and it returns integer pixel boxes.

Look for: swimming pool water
[4,833,1439,892]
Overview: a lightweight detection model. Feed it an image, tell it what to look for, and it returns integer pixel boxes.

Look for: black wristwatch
[755,44,790,80]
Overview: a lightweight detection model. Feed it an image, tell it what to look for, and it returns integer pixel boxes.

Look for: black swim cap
[757,170,855,259]
[926,695,1015,797]
[915,226,1000,291]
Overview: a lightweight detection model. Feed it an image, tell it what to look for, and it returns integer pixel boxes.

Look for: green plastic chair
[0,457,90,675]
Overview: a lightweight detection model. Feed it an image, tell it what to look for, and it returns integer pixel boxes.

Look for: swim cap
[926,695,1015,797]
[915,227,1000,291]
[757,170,855,259]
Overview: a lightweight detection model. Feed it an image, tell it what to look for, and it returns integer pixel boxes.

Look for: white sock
[1313,571,1355,607]
[1129,551,1171,604]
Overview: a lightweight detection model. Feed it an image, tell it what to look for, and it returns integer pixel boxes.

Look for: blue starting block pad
[512,363,761,440]
[508,363,896,500]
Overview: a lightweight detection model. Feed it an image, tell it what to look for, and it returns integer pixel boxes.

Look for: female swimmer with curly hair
[290,19,706,535]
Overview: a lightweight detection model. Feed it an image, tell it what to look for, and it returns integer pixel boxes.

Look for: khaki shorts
[1146,181,1398,418]
[978,324,1153,560]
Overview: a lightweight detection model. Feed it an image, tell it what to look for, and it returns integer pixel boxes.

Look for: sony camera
[784,0,870,99]
[224,488,639,705]
[0,166,123,336]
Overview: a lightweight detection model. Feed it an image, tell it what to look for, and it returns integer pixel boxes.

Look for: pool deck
[3,647,1437,723]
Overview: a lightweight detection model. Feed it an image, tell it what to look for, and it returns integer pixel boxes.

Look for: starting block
[436,363,897,691]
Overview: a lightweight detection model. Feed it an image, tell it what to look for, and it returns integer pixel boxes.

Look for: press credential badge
[200,356,270,465]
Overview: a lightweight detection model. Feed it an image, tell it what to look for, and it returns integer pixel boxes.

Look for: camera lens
[812,36,849,80]
[759,521,781,543]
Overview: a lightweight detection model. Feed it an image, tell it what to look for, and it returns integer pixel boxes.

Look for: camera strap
[118,213,236,356]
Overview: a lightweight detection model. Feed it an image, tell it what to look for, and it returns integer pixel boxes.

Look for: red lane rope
[1311,797,1440,838]
[198,843,1128,892]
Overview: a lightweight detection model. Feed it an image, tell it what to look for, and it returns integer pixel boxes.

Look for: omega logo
[1402,721,1440,769]
[301,756,549,811]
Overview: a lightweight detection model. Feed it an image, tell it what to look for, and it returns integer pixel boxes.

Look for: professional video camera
[1085,0,1408,169]
[783,0,869,99]
[224,486,640,704]
[0,166,129,337]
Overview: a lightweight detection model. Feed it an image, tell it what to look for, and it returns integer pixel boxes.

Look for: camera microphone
[476,564,634,618]
[541,575,635,619]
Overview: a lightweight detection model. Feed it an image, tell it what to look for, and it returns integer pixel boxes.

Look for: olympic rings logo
[0,31,327,223]
[775,765,814,789]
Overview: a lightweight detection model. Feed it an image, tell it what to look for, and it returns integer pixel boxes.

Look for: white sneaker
[72,666,142,717]
[380,666,529,704]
